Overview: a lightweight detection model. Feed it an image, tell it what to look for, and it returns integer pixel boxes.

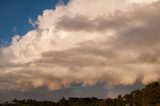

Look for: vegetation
[0,81,159,106]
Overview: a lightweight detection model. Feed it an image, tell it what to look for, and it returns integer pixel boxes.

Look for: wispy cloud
[12,26,17,32]
[29,18,36,28]
[0,39,9,47]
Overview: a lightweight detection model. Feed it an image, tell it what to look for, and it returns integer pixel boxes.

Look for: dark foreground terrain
[0,81,159,106]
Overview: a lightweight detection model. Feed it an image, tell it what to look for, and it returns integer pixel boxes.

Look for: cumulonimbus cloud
[0,0,160,91]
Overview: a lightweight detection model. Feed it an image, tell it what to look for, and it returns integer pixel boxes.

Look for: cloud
[0,0,160,92]
[128,0,159,4]
[55,14,131,32]
[29,18,36,28]
[0,39,9,47]
[12,27,17,32]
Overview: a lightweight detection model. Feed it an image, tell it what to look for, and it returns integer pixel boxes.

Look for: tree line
[0,81,159,106]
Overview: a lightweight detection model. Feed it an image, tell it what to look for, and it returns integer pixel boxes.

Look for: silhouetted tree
[58,97,67,106]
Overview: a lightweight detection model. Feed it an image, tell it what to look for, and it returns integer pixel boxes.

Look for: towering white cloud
[0,0,160,91]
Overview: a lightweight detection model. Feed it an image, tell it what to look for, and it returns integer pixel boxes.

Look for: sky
[0,0,68,46]
[0,0,160,102]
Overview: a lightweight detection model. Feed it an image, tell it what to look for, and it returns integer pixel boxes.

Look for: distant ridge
[1,81,160,106]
